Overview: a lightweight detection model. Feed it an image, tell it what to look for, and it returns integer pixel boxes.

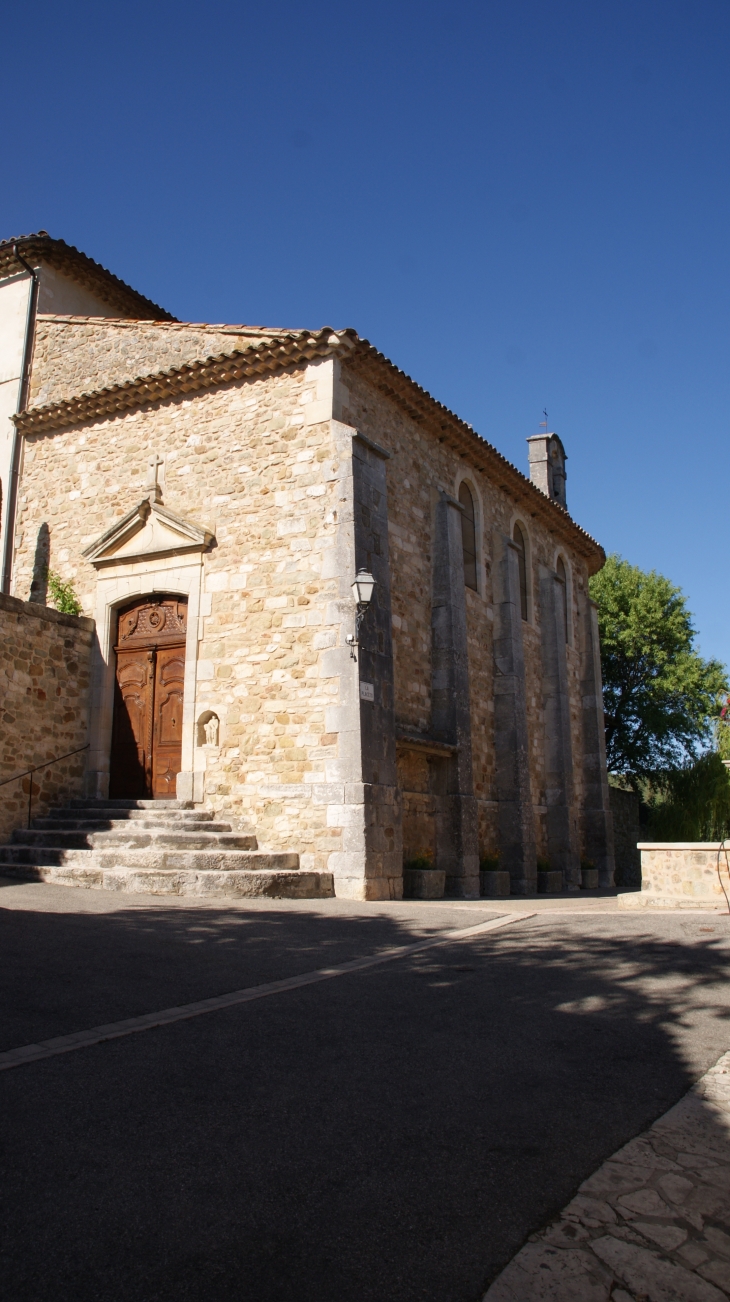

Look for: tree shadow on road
[1,896,730,1302]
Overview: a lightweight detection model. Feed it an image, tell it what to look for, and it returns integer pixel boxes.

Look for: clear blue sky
[2,1,728,664]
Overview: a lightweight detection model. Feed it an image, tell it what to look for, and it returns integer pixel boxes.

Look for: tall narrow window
[512,523,528,620]
[556,555,569,642]
[459,481,478,591]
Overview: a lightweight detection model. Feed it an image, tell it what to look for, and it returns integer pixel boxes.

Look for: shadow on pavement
[0,894,499,1050]
[1,897,730,1302]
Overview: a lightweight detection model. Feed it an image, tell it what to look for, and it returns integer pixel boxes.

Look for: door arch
[109,595,188,799]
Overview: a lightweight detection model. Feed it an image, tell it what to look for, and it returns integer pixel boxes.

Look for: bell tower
[526,430,568,509]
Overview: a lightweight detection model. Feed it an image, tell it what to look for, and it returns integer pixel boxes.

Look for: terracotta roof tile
[0,233,174,321]
[14,324,605,569]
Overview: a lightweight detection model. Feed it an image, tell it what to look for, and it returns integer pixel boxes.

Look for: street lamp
[346,569,376,659]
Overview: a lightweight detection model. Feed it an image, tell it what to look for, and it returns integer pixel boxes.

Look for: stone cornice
[395,730,459,757]
[15,329,351,439]
[82,497,215,568]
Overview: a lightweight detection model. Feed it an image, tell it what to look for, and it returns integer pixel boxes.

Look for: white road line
[0,911,533,1073]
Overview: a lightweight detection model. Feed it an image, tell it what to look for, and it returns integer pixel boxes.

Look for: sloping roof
[16,329,344,436]
[13,325,605,570]
[343,336,606,571]
[0,233,175,321]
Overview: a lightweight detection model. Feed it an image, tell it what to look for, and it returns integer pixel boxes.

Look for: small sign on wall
[359,681,375,702]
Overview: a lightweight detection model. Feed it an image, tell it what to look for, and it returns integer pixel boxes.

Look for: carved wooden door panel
[109,596,188,799]
[152,647,185,799]
[110,650,154,797]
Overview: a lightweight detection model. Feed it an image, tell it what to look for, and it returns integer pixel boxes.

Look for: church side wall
[338,365,594,866]
[464,580,497,856]
[0,594,94,844]
[12,365,346,871]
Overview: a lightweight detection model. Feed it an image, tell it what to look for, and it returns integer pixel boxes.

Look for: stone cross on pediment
[146,453,164,503]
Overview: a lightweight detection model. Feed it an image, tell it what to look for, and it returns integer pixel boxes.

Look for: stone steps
[67,798,191,810]
[0,845,299,871]
[12,830,259,850]
[43,808,220,823]
[0,797,334,900]
[0,864,334,900]
[32,819,235,833]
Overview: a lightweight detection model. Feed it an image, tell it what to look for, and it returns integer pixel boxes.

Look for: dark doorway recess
[109,595,187,799]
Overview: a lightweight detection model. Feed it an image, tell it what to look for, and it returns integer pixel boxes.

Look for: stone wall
[29,317,269,409]
[11,326,612,895]
[619,843,730,909]
[610,785,642,888]
[12,358,350,877]
[0,594,94,844]
[338,362,597,870]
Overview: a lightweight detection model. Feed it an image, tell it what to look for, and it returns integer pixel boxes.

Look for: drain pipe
[1,243,39,594]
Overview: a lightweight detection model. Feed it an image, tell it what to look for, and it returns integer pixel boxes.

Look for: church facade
[0,234,614,900]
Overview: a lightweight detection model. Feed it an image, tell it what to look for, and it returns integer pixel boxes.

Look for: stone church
[0,233,614,900]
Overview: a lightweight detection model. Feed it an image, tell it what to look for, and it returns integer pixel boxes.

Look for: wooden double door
[109,596,187,800]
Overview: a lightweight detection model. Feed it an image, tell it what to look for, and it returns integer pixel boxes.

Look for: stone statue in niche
[203,715,219,747]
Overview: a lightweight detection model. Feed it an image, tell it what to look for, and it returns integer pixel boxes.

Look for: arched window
[512,523,528,620]
[459,481,478,591]
[556,555,569,642]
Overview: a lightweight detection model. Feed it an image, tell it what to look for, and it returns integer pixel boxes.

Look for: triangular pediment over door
[82,498,215,569]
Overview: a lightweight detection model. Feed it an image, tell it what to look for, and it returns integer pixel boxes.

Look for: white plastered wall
[0,274,32,551]
[1,258,139,595]
[87,552,204,800]
[35,265,123,318]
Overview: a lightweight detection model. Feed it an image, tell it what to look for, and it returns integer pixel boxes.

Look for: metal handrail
[0,744,90,827]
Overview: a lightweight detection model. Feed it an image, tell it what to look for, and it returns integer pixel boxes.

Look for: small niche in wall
[197,711,220,747]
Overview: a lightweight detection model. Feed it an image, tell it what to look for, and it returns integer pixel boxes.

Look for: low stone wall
[0,594,94,844]
[609,785,641,888]
[619,843,730,909]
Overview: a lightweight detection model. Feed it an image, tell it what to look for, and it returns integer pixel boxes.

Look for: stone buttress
[492,531,537,893]
[580,598,616,887]
[322,422,402,900]
[430,492,479,898]
[540,566,581,889]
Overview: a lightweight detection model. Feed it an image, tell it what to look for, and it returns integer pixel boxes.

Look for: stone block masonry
[430,491,479,897]
[0,593,94,844]
[619,844,730,910]
[10,308,615,898]
[12,358,374,890]
[610,786,641,888]
[29,317,270,410]
[338,363,612,885]
[540,566,581,889]
[492,531,537,893]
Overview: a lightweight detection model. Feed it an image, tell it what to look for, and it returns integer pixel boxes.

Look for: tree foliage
[589,555,727,781]
[646,752,730,842]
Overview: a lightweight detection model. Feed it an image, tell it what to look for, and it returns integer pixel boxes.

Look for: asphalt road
[1,882,730,1302]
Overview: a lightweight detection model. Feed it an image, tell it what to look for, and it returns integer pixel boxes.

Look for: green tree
[647,752,730,842]
[589,555,727,782]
